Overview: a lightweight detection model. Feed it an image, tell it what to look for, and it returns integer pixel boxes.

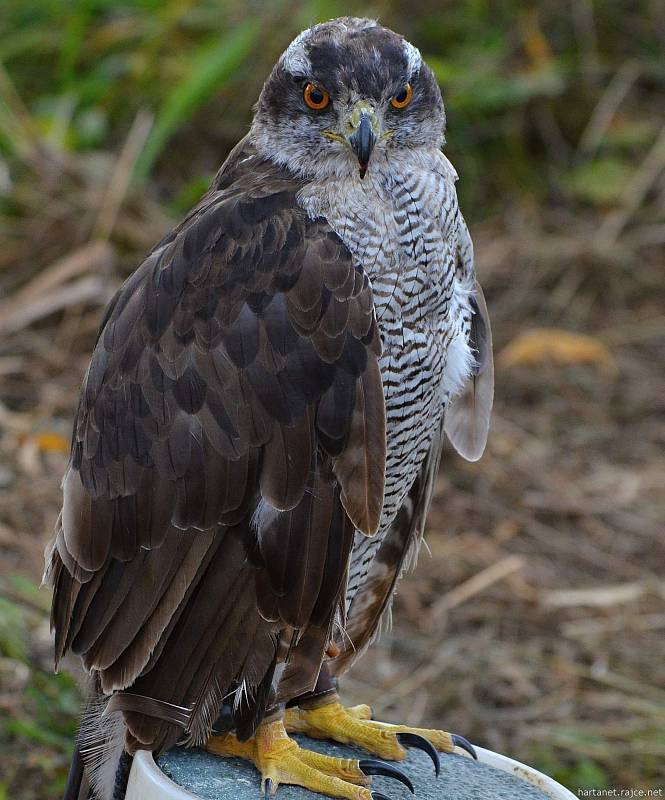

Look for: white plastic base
[126,746,577,800]
[473,746,576,799]
[126,751,199,799]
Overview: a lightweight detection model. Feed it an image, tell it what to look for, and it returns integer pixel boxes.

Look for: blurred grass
[0,576,79,797]
[133,17,260,181]
[0,1,664,797]
[2,0,663,218]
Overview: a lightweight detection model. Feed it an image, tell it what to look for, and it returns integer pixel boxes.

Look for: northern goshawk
[47,16,493,800]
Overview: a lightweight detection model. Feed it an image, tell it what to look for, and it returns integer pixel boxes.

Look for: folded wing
[46,149,386,752]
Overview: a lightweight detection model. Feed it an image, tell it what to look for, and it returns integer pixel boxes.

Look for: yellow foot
[206,719,415,799]
[284,701,477,773]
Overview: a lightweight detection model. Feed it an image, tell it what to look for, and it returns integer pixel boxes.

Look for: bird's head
[250,17,445,180]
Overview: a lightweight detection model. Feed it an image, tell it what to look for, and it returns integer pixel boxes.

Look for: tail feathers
[62,743,131,800]
[112,752,133,800]
[234,658,277,742]
[63,743,91,800]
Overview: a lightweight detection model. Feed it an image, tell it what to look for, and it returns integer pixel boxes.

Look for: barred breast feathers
[297,146,476,406]
[298,146,478,613]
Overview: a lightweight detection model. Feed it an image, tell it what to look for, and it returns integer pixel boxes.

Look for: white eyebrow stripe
[281,22,422,81]
[402,40,422,77]
[281,29,313,76]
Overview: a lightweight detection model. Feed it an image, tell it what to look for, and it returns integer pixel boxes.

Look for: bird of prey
[46,16,493,800]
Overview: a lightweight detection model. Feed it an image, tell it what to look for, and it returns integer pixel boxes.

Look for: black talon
[359,759,414,794]
[396,733,440,777]
[452,734,478,760]
[371,794,393,800]
[264,778,274,798]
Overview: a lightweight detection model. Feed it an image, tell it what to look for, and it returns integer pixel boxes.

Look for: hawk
[47,17,493,800]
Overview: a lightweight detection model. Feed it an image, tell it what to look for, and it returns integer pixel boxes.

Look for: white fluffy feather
[79,693,127,800]
[441,323,475,401]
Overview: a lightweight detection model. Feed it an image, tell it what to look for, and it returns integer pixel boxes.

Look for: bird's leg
[284,665,476,772]
[206,708,414,799]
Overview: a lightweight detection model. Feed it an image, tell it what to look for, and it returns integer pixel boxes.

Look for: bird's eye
[303,83,330,110]
[390,83,413,109]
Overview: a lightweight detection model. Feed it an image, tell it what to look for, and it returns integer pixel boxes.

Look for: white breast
[298,149,475,606]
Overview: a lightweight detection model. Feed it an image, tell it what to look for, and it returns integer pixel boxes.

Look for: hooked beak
[347,104,378,179]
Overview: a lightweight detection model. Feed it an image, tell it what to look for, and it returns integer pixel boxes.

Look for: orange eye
[390,83,413,109]
[303,83,330,110]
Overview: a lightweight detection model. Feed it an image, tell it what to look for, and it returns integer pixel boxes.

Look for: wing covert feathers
[46,144,386,753]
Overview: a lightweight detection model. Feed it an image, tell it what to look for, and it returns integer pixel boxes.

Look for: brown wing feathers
[47,150,386,751]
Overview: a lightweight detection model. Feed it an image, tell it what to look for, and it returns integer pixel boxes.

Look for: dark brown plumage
[49,16,495,800]
[46,138,386,760]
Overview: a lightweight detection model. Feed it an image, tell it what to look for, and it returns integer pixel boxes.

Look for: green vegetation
[0,577,78,796]
[2,1,663,218]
